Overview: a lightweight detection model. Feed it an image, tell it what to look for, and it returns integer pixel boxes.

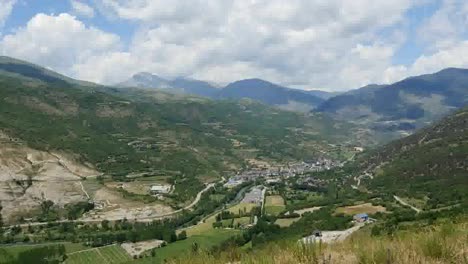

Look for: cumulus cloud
[0,13,120,76]
[418,0,468,50]
[0,0,16,29]
[70,0,95,18]
[380,0,468,84]
[88,0,416,89]
[3,1,468,91]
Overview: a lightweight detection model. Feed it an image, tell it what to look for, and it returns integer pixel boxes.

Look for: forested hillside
[360,107,468,209]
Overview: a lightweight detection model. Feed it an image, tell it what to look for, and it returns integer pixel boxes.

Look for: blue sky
[1,0,467,91]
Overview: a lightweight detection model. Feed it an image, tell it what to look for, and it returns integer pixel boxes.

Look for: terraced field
[65,245,131,264]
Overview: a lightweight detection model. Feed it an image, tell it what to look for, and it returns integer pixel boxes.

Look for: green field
[274,217,300,227]
[0,242,88,259]
[65,245,131,264]
[219,216,251,227]
[264,195,285,216]
[227,202,258,214]
[265,205,286,215]
[130,229,240,263]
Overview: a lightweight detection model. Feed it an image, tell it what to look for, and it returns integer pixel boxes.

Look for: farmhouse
[353,213,369,223]
[150,184,172,194]
[353,146,364,152]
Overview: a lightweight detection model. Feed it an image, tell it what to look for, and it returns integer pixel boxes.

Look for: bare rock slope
[0,131,98,222]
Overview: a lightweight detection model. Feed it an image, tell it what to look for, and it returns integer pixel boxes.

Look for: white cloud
[418,0,468,50]
[6,1,468,91]
[70,0,95,18]
[88,0,416,90]
[378,0,468,84]
[0,0,16,29]
[410,41,468,74]
[0,13,120,76]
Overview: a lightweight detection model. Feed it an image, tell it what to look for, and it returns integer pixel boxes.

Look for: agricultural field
[182,214,218,237]
[274,217,300,227]
[65,245,131,264]
[227,202,258,215]
[335,203,387,215]
[131,229,241,264]
[0,242,88,259]
[264,195,285,216]
[221,217,252,228]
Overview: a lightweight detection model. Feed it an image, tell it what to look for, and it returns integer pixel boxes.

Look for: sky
[1,0,468,91]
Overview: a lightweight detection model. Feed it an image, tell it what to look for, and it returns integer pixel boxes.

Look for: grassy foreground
[167,219,468,264]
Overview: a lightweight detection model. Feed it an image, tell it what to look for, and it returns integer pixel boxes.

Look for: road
[301,223,365,244]
[261,187,266,215]
[393,195,422,213]
[9,182,218,228]
[340,153,356,167]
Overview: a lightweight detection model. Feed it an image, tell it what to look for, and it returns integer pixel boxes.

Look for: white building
[150,184,172,194]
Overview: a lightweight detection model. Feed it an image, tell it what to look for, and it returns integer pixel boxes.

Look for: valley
[0,57,466,264]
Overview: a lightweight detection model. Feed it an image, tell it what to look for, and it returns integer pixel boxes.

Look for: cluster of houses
[224,158,340,188]
[295,176,327,189]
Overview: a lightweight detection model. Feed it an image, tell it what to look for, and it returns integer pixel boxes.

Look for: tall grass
[168,220,468,264]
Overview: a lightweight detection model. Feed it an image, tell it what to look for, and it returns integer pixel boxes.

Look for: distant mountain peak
[118,71,218,97]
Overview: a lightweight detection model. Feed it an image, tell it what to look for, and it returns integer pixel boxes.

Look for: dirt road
[301,223,365,244]
[393,195,422,213]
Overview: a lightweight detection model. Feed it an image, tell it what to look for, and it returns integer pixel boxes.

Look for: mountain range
[0,56,356,221]
[4,55,468,141]
[317,68,468,136]
[119,73,330,111]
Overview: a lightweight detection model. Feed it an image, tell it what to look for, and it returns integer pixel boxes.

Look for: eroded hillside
[0,131,98,223]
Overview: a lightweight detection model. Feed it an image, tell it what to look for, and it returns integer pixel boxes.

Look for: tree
[101,220,110,230]
[177,230,187,241]
[40,200,54,214]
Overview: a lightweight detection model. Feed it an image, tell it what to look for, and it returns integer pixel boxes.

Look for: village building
[353,213,369,223]
[149,184,173,194]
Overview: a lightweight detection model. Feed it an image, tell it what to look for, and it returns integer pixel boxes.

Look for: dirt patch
[335,203,386,215]
[96,104,134,118]
[265,195,285,206]
[80,187,174,221]
[294,206,321,215]
[275,217,300,227]
[121,240,164,257]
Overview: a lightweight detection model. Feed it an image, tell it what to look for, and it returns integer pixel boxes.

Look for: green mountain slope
[360,107,468,209]
[0,58,355,202]
[218,79,325,112]
[119,73,326,112]
[317,68,468,139]
[0,56,98,88]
